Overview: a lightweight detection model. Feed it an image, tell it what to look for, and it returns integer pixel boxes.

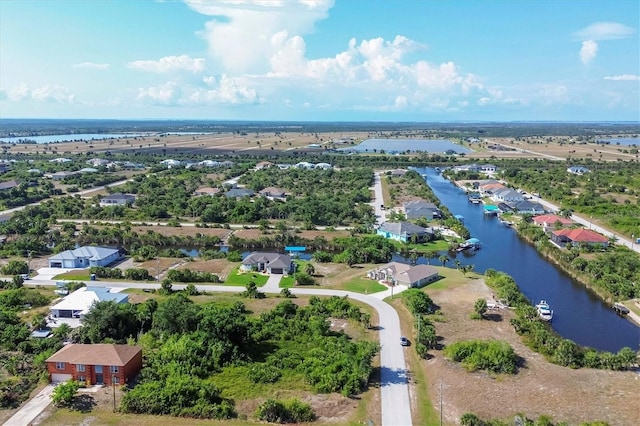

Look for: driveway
[3,384,54,426]
[261,274,282,292]
[27,279,413,425]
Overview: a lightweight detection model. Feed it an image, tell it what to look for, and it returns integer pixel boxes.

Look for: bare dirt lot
[422,278,640,426]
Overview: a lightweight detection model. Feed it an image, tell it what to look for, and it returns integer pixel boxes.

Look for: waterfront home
[367,262,439,288]
[533,214,574,233]
[551,228,609,248]
[46,344,142,385]
[48,246,122,268]
[403,200,442,220]
[389,169,408,177]
[160,159,181,168]
[255,161,274,170]
[0,179,20,191]
[508,200,545,215]
[493,188,524,203]
[241,252,292,275]
[99,193,135,207]
[377,221,433,243]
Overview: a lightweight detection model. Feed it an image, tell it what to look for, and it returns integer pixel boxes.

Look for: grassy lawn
[342,277,388,294]
[279,275,295,288]
[223,266,269,287]
[52,271,91,281]
[391,239,450,252]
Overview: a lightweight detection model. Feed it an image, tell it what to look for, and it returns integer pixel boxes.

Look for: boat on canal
[536,300,554,321]
[613,303,630,315]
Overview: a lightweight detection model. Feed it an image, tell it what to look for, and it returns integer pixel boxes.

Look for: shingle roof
[49,246,119,261]
[46,344,141,366]
[378,221,432,236]
[399,264,438,283]
[242,252,290,267]
[533,214,573,226]
[553,228,608,243]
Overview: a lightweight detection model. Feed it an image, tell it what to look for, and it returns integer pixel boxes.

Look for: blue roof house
[48,246,122,269]
[377,221,433,243]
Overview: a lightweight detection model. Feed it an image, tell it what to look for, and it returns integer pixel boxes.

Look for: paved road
[28,278,414,426]
[3,384,54,426]
[261,274,283,292]
[371,171,388,224]
[531,195,640,253]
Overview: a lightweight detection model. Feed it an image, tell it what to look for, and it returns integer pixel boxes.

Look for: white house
[493,188,524,203]
[368,262,439,288]
[48,246,122,269]
[99,193,135,207]
[567,166,590,175]
[49,287,128,327]
[241,252,292,275]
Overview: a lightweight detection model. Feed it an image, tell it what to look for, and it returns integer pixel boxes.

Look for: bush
[125,268,151,281]
[89,266,123,279]
[444,340,518,374]
[403,289,434,315]
[247,364,282,384]
[1,260,28,275]
[255,399,314,423]
[51,380,80,407]
[294,272,315,286]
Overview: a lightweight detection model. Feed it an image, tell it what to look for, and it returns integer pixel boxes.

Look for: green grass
[390,238,450,252]
[213,365,312,400]
[223,266,269,287]
[342,278,388,294]
[279,275,296,288]
[52,271,91,281]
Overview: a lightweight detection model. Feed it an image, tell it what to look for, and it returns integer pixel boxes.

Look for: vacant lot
[416,274,640,425]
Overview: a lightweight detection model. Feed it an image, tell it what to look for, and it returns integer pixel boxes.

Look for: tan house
[46,344,142,385]
[194,187,221,196]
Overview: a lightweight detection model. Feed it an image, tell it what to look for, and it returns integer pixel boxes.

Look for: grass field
[223,267,269,287]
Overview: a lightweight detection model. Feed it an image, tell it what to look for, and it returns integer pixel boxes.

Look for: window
[76,364,85,372]
[112,376,120,385]
[55,362,65,370]
[77,375,86,382]
[110,366,119,373]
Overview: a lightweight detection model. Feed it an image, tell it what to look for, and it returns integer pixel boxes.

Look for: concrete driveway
[3,384,54,426]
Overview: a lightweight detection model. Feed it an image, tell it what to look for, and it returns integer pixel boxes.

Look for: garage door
[51,373,73,383]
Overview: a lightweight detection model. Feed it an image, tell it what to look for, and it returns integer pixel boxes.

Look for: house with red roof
[533,214,574,233]
[551,228,609,248]
[46,344,142,385]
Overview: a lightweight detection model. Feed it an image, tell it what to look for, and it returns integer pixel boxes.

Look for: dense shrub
[1,260,28,276]
[403,289,435,315]
[247,364,282,384]
[124,268,151,281]
[444,340,519,374]
[255,399,314,423]
[167,268,220,283]
[89,266,123,279]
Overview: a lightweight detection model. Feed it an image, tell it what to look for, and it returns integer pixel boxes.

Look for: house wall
[47,352,142,385]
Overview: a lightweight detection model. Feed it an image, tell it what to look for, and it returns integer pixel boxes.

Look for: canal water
[412,167,639,353]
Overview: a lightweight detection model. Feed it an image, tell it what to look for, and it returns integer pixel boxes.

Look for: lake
[0,133,150,144]
[596,137,639,147]
[413,167,639,353]
[339,138,471,154]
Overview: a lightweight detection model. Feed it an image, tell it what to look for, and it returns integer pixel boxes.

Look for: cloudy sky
[1,0,638,121]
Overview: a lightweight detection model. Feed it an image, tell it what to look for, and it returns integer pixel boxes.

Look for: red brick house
[46,344,142,386]
[551,228,609,248]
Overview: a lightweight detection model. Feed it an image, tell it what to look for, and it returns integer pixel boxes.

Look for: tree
[304,263,315,276]
[439,255,449,267]
[462,264,475,276]
[160,279,173,295]
[473,298,488,319]
[241,281,264,299]
[51,380,80,407]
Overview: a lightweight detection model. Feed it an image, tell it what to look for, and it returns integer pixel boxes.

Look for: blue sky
[1,0,638,122]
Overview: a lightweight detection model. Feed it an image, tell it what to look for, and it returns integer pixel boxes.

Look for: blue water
[0,133,149,144]
[339,138,471,154]
[596,137,639,146]
[411,167,639,352]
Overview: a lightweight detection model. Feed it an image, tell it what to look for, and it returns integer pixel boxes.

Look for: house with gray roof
[403,200,442,220]
[508,200,545,215]
[368,262,439,288]
[377,221,433,243]
[48,246,122,269]
[100,193,135,207]
[225,188,255,198]
[492,188,524,203]
[241,252,292,275]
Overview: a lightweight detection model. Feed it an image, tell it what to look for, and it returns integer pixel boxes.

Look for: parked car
[400,337,409,346]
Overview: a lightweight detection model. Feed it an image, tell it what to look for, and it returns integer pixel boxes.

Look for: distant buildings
[567,166,590,175]
[377,221,433,243]
[48,246,122,269]
[99,193,135,207]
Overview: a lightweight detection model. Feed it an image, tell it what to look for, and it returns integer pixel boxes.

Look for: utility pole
[112,376,116,412]
[439,378,443,426]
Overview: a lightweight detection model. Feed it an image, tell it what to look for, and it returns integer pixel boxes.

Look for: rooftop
[46,344,141,366]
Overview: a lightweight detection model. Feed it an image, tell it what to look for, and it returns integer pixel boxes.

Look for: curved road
[25,279,413,426]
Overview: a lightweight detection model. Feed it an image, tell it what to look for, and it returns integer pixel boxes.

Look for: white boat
[535,300,554,321]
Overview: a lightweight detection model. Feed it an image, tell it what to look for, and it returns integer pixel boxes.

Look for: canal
[413,167,639,353]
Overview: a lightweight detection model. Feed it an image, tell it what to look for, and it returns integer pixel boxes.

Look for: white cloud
[136,76,260,106]
[137,81,182,105]
[1,84,75,103]
[580,40,598,65]
[185,0,334,73]
[73,62,110,70]
[604,74,640,81]
[128,55,206,73]
[573,22,635,41]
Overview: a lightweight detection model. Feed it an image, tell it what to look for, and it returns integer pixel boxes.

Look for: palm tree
[439,255,449,267]
[455,259,462,270]
[426,251,438,265]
